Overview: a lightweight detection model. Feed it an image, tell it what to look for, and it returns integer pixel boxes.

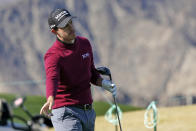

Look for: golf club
[96,67,123,131]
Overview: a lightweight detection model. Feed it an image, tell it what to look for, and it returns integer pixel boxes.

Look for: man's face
[56,20,76,42]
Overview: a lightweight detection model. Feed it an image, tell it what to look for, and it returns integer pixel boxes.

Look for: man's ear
[51,29,57,34]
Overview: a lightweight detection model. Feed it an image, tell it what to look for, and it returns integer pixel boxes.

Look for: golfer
[40,8,117,131]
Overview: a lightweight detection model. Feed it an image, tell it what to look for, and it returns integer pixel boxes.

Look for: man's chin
[68,37,76,44]
[70,35,76,40]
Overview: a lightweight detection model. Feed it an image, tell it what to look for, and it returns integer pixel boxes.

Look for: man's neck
[57,37,75,45]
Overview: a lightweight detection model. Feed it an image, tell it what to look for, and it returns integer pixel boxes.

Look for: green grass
[93,101,143,116]
[0,93,143,120]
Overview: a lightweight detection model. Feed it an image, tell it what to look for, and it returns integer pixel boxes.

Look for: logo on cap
[55,11,69,21]
[50,24,56,29]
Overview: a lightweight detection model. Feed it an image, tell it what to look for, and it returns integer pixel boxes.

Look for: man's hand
[102,79,117,97]
[40,96,54,117]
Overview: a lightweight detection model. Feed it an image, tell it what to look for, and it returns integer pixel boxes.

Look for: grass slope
[0,93,141,121]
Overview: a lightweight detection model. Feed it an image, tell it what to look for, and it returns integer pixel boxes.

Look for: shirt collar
[55,37,77,49]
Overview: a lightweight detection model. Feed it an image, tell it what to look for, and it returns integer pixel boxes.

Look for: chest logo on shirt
[82,53,90,59]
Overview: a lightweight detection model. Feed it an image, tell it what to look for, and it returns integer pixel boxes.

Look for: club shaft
[110,74,122,131]
[113,97,122,131]
[97,67,123,131]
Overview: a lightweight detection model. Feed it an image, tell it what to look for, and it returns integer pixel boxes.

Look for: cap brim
[57,16,76,28]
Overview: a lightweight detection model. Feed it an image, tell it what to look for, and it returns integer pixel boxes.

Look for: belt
[73,104,92,110]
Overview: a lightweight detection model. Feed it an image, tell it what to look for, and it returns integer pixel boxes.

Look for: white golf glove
[102,79,117,97]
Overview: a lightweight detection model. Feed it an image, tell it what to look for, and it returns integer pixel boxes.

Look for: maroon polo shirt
[44,36,100,109]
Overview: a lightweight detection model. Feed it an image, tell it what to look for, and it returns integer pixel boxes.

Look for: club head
[96,67,111,76]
